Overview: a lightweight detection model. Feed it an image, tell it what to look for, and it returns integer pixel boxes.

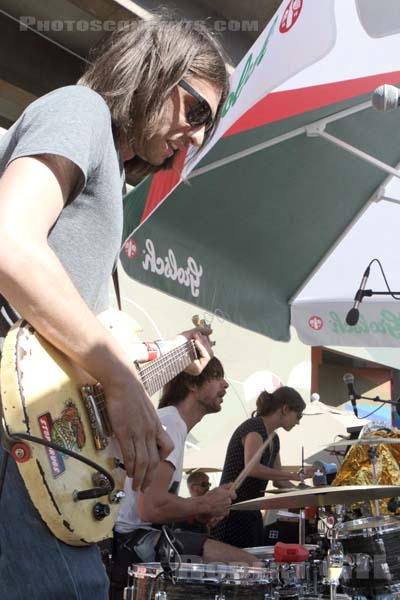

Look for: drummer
[212,387,316,548]
[109,358,260,600]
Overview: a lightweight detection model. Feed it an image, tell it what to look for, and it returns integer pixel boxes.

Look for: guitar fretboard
[138,340,198,396]
[82,340,199,442]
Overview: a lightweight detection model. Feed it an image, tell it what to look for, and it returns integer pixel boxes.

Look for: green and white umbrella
[121,0,400,344]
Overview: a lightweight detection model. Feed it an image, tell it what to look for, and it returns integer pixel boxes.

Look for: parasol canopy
[121,0,400,345]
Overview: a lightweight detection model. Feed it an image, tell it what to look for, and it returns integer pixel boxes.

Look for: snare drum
[126,562,276,599]
[243,546,325,599]
[337,515,400,596]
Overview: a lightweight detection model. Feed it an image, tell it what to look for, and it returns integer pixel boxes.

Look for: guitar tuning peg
[192,314,211,329]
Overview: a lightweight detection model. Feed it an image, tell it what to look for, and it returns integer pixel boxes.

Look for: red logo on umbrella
[279,0,303,33]
[124,238,137,259]
[308,315,323,331]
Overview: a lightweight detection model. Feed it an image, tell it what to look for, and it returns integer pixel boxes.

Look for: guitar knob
[93,503,111,521]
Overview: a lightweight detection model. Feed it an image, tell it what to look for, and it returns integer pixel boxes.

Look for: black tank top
[220,416,280,502]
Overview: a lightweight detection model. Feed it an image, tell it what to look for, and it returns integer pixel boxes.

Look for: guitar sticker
[38,402,86,478]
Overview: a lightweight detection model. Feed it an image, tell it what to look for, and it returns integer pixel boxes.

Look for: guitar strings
[89,340,198,407]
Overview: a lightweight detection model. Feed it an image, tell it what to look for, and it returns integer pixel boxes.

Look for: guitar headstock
[192,315,208,328]
[192,315,216,346]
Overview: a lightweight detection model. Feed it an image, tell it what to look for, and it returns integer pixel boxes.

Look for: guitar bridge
[80,383,112,450]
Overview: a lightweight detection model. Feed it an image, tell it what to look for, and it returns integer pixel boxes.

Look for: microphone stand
[358,289,400,299]
[352,393,400,414]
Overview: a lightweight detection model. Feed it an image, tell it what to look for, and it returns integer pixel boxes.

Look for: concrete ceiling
[0,0,283,128]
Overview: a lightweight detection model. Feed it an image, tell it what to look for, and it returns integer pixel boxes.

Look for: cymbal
[266,485,312,494]
[325,437,400,448]
[231,485,400,511]
[183,467,222,473]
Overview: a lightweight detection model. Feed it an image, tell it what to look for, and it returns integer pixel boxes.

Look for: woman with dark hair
[0,15,229,599]
[212,387,315,548]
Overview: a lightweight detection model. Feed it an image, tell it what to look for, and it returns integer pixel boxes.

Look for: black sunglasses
[178,79,214,133]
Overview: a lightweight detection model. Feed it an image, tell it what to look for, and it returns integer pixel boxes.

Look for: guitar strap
[112,266,122,311]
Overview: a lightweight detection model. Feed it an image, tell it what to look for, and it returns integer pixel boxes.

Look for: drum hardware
[336,515,400,598]
[298,447,308,546]
[123,527,182,599]
[367,445,381,516]
[156,526,182,580]
[317,507,339,541]
[323,538,344,600]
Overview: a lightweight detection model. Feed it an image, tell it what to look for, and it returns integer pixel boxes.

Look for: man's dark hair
[79,14,230,181]
[158,356,224,408]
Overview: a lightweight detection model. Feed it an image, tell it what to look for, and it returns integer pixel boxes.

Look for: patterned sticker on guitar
[38,402,86,477]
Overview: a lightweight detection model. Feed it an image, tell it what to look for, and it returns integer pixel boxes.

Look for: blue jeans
[0,447,109,599]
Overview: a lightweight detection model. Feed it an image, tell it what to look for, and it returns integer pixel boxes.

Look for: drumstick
[231,431,276,492]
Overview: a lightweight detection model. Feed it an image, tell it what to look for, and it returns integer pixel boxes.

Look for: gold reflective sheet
[333,429,400,516]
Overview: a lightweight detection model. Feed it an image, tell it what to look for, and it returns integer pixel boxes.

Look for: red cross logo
[280,0,303,33]
[308,315,323,331]
[124,238,137,259]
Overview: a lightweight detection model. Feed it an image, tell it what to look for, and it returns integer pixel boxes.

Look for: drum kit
[124,436,400,600]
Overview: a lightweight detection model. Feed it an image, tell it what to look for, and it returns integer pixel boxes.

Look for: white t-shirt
[115,406,188,534]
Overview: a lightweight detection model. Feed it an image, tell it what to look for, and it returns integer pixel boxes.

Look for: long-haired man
[0,16,229,599]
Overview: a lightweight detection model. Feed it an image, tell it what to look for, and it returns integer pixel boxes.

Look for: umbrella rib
[189,100,372,180]
[310,129,400,179]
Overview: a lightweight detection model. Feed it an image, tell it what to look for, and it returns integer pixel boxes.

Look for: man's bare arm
[0,156,173,490]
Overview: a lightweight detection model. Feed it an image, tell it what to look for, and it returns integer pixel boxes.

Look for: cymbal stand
[298,446,307,545]
[367,446,380,517]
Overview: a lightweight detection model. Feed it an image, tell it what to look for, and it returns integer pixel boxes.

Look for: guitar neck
[138,340,198,397]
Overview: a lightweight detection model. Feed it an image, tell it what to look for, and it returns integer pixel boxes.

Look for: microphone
[372,84,400,112]
[343,373,359,417]
[345,265,370,326]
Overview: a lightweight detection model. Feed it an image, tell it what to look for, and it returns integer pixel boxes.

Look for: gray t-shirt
[0,85,124,343]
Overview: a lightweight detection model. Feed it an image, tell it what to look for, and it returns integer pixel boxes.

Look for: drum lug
[154,592,167,599]
[123,585,135,599]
